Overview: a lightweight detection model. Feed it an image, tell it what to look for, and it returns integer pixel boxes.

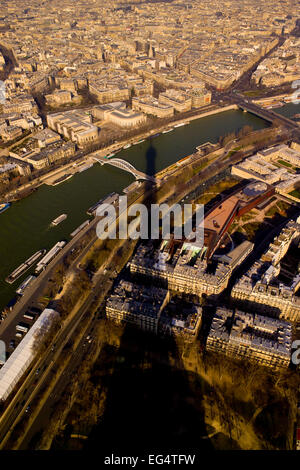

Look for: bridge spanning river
[92,155,156,183]
[238,101,300,132]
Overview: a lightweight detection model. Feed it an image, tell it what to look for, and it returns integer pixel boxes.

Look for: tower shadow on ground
[84,327,214,452]
[83,138,217,453]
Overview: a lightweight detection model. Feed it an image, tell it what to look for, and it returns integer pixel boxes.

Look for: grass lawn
[240,212,255,222]
[265,205,278,217]
[277,159,293,168]
[192,160,209,174]
[265,201,289,218]
[226,147,242,159]
[277,200,290,213]
[194,178,238,205]
[242,221,269,242]
[289,189,300,199]
[243,90,264,97]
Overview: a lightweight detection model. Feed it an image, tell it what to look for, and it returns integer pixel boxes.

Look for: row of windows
[207,342,289,367]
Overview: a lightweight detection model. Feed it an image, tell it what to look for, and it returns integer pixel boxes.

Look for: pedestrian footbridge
[92,156,155,183]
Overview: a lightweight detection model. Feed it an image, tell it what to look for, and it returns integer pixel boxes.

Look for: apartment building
[2,96,38,114]
[32,128,61,148]
[189,89,211,108]
[232,219,300,322]
[0,125,23,142]
[159,303,202,341]
[129,237,253,298]
[89,80,130,104]
[132,96,174,118]
[158,89,192,113]
[207,307,292,369]
[106,279,170,334]
[23,141,75,170]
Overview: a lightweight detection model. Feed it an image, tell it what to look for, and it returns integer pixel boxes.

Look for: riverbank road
[42,159,96,186]
[0,288,95,449]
